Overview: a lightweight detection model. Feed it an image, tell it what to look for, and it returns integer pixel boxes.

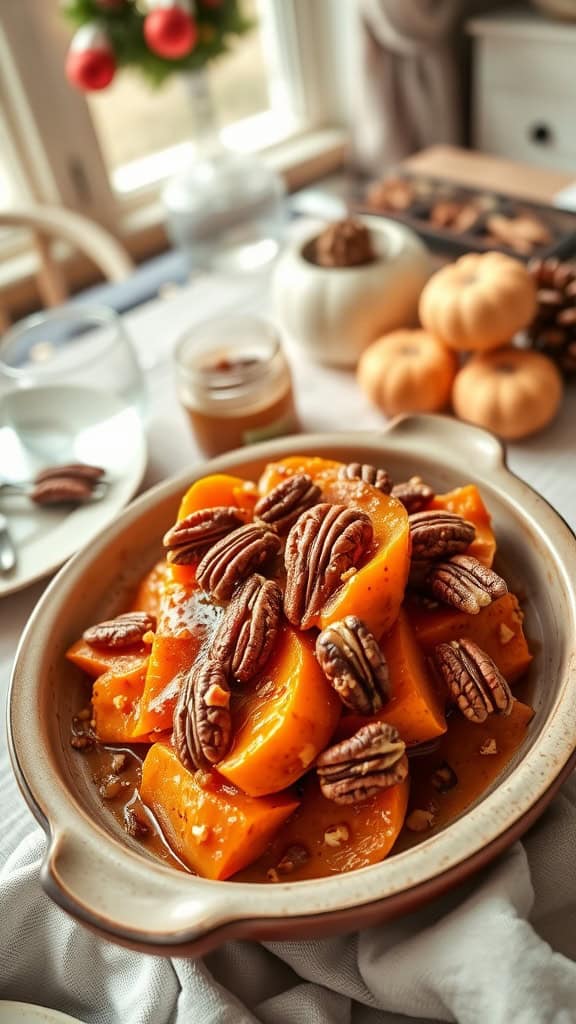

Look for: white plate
[0,1003,85,1024]
[0,384,147,597]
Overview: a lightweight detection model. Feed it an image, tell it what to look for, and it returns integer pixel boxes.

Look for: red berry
[144,8,198,59]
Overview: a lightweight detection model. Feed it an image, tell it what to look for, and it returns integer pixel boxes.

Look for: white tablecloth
[1,270,576,1023]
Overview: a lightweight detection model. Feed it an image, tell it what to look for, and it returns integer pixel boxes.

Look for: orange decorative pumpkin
[357,328,457,416]
[419,252,537,352]
[452,347,563,440]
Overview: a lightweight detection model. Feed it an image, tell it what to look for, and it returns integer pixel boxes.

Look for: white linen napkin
[1,742,575,1024]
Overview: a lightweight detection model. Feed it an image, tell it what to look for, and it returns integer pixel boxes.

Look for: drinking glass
[0,305,146,478]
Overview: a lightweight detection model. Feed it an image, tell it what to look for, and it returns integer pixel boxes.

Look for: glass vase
[162,69,286,274]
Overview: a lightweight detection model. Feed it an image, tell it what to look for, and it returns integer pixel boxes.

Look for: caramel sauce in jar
[174,316,299,457]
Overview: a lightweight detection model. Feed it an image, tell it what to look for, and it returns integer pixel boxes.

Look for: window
[86,0,278,196]
[0,0,348,257]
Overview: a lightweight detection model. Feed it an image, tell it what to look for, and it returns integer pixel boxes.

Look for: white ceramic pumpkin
[272,217,432,367]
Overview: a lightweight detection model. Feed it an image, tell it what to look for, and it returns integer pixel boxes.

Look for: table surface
[1,241,576,867]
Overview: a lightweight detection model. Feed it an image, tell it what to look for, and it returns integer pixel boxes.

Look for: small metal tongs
[0,513,17,574]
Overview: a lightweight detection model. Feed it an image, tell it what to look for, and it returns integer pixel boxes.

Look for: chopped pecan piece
[405,808,435,832]
[163,506,247,564]
[276,844,310,875]
[83,611,156,649]
[253,474,321,534]
[212,574,283,683]
[284,503,373,630]
[434,638,514,724]
[316,721,407,805]
[316,615,389,713]
[123,806,150,839]
[196,523,281,601]
[173,659,231,770]
[409,510,475,561]
[430,761,458,792]
[338,462,392,494]
[391,476,434,514]
[426,554,508,614]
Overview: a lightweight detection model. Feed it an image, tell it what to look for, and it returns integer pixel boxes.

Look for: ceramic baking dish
[8,415,576,956]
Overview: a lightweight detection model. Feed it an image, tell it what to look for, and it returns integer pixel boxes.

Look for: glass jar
[174,316,299,456]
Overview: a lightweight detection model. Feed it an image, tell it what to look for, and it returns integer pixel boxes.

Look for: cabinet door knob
[529,122,553,146]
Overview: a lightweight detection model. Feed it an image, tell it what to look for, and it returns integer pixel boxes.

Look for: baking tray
[353,172,576,263]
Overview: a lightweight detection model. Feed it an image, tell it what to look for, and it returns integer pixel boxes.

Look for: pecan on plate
[196,523,281,602]
[284,503,373,630]
[83,611,156,649]
[316,615,389,714]
[35,462,105,483]
[253,474,321,534]
[391,476,434,514]
[426,554,507,614]
[434,638,514,724]
[163,506,247,564]
[409,510,475,561]
[317,722,407,805]
[31,477,95,506]
[212,574,283,683]
[338,462,392,494]
[173,659,231,770]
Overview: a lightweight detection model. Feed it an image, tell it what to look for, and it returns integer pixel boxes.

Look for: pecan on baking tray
[434,638,514,724]
[391,476,434,514]
[426,554,508,614]
[408,510,475,561]
[212,574,283,683]
[83,611,156,649]
[196,523,281,602]
[163,506,248,564]
[316,615,389,714]
[253,474,321,534]
[173,659,231,770]
[283,503,373,630]
[338,462,392,494]
[316,722,407,805]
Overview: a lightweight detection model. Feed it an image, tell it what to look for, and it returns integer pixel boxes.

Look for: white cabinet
[467,10,576,173]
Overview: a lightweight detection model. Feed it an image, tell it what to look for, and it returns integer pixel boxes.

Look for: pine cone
[526,257,576,376]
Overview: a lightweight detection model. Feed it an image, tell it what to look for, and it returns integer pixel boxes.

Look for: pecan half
[253,474,321,534]
[31,477,95,505]
[391,476,434,514]
[163,506,247,564]
[83,611,156,649]
[434,638,514,724]
[426,554,508,614]
[196,523,281,601]
[35,462,105,483]
[173,659,231,769]
[409,510,476,561]
[212,574,283,683]
[316,615,389,714]
[317,722,407,805]
[284,503,373,630]
[338,462,392,494]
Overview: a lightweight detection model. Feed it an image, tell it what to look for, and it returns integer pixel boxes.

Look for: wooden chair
[0,204,134,329]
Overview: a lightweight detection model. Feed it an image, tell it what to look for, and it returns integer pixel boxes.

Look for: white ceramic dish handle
[42,827,236,950]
